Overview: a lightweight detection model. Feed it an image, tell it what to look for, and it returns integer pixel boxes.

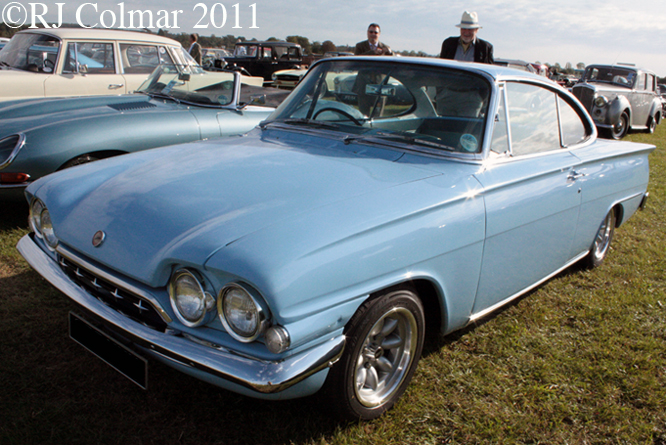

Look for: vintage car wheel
[60,154,99,170]
[610,112,629,140]
[582,209,616,269]
[324,288,425,420]
[647,116,657,134]
[312,107,363,126]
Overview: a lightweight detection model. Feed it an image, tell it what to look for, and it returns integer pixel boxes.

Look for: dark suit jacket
[189,42,202,64]
[355,40,393,56]
[439,37,494,64]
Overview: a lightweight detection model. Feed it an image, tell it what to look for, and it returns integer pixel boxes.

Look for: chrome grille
[58,255,167,332]
[572,85,594,110]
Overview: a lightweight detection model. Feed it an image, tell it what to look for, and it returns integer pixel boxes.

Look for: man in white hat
[439,11,494,64]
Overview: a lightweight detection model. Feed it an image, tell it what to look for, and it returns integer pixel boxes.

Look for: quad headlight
[168,269,215,327]
[218,283,269,342]
[29,199,58,249]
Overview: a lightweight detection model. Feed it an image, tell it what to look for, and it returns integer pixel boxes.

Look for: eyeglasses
[368,30,379,34]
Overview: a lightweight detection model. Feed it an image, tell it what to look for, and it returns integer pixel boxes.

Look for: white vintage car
[0,28,199,101]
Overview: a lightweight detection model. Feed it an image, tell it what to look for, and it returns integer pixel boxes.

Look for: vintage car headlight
[40,209,58,249]
[218,283,269,342]
[29,199,45,236]
[30,199,58,249]
[169,269,215,327]
[271,73,278,81]
[594,96,609,108]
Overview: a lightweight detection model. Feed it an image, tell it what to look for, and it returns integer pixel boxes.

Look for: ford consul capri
[18,57,654,420]
[0,64,285,199]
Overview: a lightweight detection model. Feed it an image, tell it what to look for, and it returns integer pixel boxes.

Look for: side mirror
[78,64,88,74]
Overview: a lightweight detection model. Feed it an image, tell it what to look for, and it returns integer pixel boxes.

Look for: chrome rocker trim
[17,234,346,394]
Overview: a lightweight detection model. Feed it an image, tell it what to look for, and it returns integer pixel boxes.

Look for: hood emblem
[92,230,106,247]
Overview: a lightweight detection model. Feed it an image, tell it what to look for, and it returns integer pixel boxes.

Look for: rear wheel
[324,288,425,420]
[647,116,657,134]
[582,209,616,269]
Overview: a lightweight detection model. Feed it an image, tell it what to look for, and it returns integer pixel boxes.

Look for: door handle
[567,170,586,182]
[108,84,125,90]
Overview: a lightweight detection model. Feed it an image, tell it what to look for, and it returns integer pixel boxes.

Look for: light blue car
[18,57,654,420]
[0,64,286,199]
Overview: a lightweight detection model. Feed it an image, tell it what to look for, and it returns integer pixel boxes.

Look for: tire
[609,112,629,140]
[324,288,425,420]
[582,209,616,269]
[647,116,656,134]
[60,154,99,170]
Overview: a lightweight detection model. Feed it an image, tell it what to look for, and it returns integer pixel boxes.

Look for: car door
[119,43,175,93]
[471,82,590,316]
[44,41,127,96]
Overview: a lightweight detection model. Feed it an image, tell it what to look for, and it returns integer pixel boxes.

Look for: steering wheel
[312,107,363,126]
[43,59,54,72]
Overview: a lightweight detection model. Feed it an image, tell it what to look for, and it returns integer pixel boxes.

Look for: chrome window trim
[55,244,173,323]
[0,133,27,170]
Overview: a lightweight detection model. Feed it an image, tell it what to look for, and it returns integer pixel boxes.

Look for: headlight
[594,96,608,108]
[272,73,277,80]
[218,283,269,342]
[40,209,58,249]
[29,199,45,236]
[168,269,215,327]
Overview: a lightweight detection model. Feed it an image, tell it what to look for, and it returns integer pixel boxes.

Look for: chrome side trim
[468,251,588,323]
[18,235,346,394]
[55,243,173,323]
[0,133,27,170]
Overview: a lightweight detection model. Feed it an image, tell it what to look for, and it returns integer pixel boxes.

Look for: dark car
[224,41,303,83]
[658,84,666,113]
[571,64,663,139]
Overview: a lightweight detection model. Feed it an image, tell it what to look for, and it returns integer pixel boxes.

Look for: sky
[7,0,666,76]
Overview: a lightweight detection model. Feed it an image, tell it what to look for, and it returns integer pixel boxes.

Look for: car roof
[585,64,656,75]
[16,28,180,45]
[313,56,553,84]
[237,41,301,48]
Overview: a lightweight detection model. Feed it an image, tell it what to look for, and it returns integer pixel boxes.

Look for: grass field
[1,125,664,445]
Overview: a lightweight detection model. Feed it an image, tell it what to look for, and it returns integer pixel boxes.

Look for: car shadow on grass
[0,199,28,231]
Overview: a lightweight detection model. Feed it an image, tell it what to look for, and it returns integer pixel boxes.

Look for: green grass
[1,126,665,445]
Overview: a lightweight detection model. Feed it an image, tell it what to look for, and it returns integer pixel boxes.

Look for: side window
[646,74,655,92]
[636,74,646,91]
[63,42,115,74]
[505,82,559,156]
[559,97,587,147]
[120,44,173,74]
[490,87,509,155]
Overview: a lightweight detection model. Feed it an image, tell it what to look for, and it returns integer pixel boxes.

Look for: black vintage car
[223,41,303,83]
[572,64,663,139]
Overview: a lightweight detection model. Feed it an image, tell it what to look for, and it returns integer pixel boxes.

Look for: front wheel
[610,112,629,140]
[582,209,616,269]
[324,288,425,420]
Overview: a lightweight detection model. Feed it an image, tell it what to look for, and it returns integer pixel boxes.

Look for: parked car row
[12,53,655,420]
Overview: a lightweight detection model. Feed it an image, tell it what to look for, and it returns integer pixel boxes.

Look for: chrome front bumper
[17,234,345,395]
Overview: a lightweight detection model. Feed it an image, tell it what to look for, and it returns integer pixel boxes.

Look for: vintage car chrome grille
[58,255,168,332]
[572,86,594,110]
[108,102,158,111]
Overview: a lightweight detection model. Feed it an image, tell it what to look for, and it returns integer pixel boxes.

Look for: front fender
[607,95,631,126]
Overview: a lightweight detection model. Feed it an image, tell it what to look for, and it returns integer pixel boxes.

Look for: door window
[120,44,173,74]
[63,42,115,74]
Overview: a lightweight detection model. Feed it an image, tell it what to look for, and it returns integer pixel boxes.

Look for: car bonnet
[29,130,441,287]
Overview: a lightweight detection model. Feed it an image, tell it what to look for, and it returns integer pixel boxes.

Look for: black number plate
[69,312,148,389]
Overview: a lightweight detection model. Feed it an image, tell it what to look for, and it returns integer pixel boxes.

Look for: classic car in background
[19,57,654,420]
[202,47,232,70]
[658,84,666,113]
[0,28,199,101]
[224,40,303,83]
[0,64,287,199]
[572,64,662,139]
[271,67,309,89]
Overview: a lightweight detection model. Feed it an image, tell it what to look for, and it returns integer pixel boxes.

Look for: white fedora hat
[456,11,481,29]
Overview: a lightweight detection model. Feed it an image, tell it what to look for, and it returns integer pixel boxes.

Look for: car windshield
[0,33,60,72]
[137,64,237,106]
[266,59,491,154]
[233,44,258,57]
[584,67,636,88]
